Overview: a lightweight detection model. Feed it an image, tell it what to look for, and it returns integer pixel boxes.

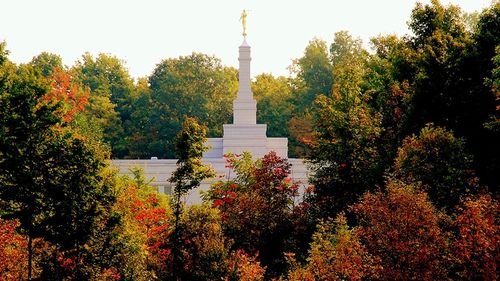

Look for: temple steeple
[233,39,257,124]
[203,11,288,159]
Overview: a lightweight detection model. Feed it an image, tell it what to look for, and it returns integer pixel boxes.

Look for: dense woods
[0,1,499,280]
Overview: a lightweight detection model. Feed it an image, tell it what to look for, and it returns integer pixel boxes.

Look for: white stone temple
[113,37,308,204]
[204,39,288,159]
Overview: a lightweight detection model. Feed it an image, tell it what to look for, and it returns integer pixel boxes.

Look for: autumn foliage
[43,67,89,123]
[287,214,379,281]
[227,250,266,281]
[351,180,449,280]
[118,185,171,274]
[0,219,27,281]
[205,151,300,277]
[453,194,499,280]
[0,1,499,279]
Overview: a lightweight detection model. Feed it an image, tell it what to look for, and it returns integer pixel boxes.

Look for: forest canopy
[0,1,499,280]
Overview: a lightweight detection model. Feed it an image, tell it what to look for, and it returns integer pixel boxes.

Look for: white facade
[112,39,308,204]
[112,158,308,205]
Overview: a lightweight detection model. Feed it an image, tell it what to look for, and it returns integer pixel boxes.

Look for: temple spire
[233,36,257,124]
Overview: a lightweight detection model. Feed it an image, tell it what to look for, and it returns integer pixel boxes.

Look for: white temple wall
[111,157,309,205]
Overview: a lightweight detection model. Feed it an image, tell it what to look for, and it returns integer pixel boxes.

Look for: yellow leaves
[227,250,266,281]
[287,214,377,281]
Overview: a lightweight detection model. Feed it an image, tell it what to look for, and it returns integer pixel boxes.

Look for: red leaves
[0,219,28,280]
[213,199,224,207]
[210,184,239,209]
[119,186,171,272]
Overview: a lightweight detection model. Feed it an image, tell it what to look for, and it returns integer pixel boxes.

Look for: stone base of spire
[223,124,267,157]
[203,123,288,159]
[233,99,257,124]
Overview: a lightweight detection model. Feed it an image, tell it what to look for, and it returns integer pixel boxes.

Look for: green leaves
[394,124,476,210]
[169,117,215,195]
[0,58,117,278]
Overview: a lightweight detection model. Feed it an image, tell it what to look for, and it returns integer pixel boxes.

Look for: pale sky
[0,0,493,80]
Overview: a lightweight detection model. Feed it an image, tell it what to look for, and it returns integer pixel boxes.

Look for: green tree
[394,124,476,210]
[0,60,114,279]
[404,0,499,188]
[30,52,64,78]
[306,32,382,219]
[364,35,414,166]
[252,73,294,138]
[484,46,500,132]
[72,52,135,157]
[290,38,333,111]
[176,205,230,281]
[0,41,7,65]
[125,77,156,159]
[169,117,215,280]
[148,53,237,158]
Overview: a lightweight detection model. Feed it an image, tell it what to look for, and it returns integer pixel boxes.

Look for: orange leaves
[118,185,171,272]
[352,180,449,280]
[43,67,89,123]
[453,194,499,280]
[227,250,266,281]
[0,219,28,281]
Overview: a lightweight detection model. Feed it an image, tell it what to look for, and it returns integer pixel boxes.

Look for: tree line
[0,0,499,280]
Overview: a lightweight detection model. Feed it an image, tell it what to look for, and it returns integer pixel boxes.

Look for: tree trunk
[172,190,182,281]
[28,234,33,280]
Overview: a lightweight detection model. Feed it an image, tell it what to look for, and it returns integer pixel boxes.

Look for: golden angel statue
[240,9,248,38]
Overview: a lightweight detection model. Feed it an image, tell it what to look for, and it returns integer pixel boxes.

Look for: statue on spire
[240,9,248,38]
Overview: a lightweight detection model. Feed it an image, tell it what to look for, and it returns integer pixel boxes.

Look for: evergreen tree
[168,117,215,280]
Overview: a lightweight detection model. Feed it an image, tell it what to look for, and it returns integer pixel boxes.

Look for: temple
[113,35,308,204]
[203,39,288,159]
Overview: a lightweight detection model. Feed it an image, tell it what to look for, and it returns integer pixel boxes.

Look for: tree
[71,52,135,157]
[125,77,156,159]
[404,0,499,189]
[393,124,476,210]
[0,219,28,280]
[30,52,64,78]
[175,205,230,281]
[484,46,500,132]
[205,151,300,278]
[287,39,334,157]
[148,53,237,158]
[287,214,378,281]
[452,194,499,280]
[290,38,333,112]
[365,35,414,167]
[351,179,449,280]
[168,117,215,279]
[300,31,383,219]
[44,67,89,124]
[110,171,171,280]
[227,250,266,281]
[306,93,382,219]
[252,73,294,138]
[0,60,114,279]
